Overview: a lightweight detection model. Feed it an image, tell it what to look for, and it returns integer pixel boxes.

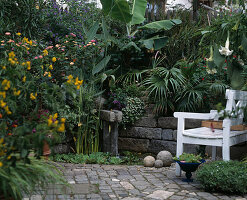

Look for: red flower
[202,78,205,81]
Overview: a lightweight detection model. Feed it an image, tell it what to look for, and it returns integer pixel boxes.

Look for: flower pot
[176,160,205,182]
[0,194,14,200]
[43,140,51,160]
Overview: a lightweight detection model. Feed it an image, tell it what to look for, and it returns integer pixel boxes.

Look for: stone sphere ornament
[157,151,173,167]
[154,160,163,168]
[143,156,155,167]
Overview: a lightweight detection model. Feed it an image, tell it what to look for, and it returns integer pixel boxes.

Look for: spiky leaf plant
[0,158,67,200]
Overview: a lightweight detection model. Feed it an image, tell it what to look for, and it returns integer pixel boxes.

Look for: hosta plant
[173,153,202,163]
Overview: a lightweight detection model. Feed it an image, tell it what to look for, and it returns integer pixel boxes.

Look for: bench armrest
[174,110,217,120]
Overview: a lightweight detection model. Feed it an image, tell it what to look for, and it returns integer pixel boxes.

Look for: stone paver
[24,163,246,200]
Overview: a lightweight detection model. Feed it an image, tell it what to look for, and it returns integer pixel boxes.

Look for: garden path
[24,163,247,200]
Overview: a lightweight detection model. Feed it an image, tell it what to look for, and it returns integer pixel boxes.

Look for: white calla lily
[206,46,214,62]
[219,32,233,56]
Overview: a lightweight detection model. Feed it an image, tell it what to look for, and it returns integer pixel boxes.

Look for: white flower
[206,67,217,74]
[206,46,214,62]
[238,59,244,66]
[219,32,233,56]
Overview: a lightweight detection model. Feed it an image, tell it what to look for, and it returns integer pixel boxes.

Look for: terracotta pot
[0,194,14,200]
[43,140,51,159]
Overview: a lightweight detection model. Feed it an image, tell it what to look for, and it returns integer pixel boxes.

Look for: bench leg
[176,141,183,176]
[222,145,230,161]
[212,146,216,161]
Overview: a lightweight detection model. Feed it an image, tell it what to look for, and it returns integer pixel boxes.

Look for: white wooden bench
[174,89,247,176]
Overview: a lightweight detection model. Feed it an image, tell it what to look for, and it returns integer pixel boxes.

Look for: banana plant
[100,0,182,50]
[100,0,147,35]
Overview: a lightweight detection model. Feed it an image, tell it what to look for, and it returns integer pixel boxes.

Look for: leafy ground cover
[52,151,150,165]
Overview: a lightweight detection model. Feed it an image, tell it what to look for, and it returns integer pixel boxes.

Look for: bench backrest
[225,89,247,125]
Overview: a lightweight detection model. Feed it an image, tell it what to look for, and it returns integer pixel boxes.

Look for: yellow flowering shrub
[0,30,103,168]
[0,33,75,169]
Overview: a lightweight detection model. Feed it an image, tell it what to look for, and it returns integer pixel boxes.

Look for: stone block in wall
[119,127,162,140]
[161,129,174,141]
[158,117,177,129]
[118,138,150,152]
[119,128,128,137]
[158,117,202,129]
[173,130,177,141]
[148,140,177,155]
[135,117,157,127]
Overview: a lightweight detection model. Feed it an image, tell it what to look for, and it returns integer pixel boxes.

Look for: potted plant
[173,153,205,182]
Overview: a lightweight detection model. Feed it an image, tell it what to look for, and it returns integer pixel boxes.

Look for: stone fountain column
[100,110,122,156]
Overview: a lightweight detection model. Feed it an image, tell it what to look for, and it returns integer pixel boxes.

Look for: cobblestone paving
[24,163,247,200]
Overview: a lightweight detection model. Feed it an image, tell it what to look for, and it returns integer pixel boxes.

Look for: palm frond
[176,89,204,112]
[209,81,229,94]
[117,69,148,85]
[144,67,185,114]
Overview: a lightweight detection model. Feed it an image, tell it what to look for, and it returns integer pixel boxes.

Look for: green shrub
[196,161,247,194]
[122,97,145,125]
[123,84,145,99]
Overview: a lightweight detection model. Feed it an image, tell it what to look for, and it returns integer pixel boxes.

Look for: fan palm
[144,67,186,114]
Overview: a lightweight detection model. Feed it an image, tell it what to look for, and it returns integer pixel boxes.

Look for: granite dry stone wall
[118,116,202,155]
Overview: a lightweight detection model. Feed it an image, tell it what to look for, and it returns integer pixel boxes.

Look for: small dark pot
[176,160,205,182]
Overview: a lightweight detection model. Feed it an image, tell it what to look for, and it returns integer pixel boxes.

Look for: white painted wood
[182,136,223,146]
[176,117,184,176]
[174,112,216,120]
[173,89,247,167]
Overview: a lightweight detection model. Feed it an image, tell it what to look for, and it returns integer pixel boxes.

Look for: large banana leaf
[231,67,245,90]
[121,41,141,51]
[140,36,168,50]
[131,0,147,25]
[102,18,110,41]
[85,21,99,43]
[92,56,111,75]
[241,34,247,52]
[100,0,132,23]
[139,19,182,30]
[213,45,225,70]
